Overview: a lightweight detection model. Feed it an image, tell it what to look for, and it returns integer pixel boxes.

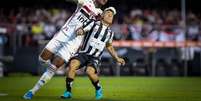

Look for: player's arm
[76,20,95,36]
[106,43,125,66]
[106,32,125,65]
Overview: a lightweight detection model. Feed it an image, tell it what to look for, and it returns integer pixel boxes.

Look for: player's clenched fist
[116,57,125,66]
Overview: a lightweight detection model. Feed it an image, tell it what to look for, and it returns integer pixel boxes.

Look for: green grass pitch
[0,76,201,101]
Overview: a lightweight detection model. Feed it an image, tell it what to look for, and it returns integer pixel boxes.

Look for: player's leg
[86,66,103,99]
[61,58,81,99]
[86,66,101,90]
[23,38,66,99]
[32,56,65,93]
[86,63,103,99]
[32,48,57,92]
[24,41,71,99]
[23,48,55,99]
[23,56,65,99]
[61,53,88,99]
[38,31,68,64]
[68,59,81,79]
[38,48,54,64]
[31,48,57,94]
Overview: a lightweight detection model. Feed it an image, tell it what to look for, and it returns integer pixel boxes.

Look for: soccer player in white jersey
[61,7,125,100]
[23,0,108,99]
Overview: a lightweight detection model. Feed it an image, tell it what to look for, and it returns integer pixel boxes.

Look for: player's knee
[40,48,53,60]
[68,66,77,73]
[52,56,65,68]
[69,59,80,69]
[39,56,49,64]
[86,67,95,75]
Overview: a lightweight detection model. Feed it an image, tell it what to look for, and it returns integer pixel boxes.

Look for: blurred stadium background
[0,0,201,101]
[0,0,200,77]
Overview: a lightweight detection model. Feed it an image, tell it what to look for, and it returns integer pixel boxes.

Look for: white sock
[30,65,57,94]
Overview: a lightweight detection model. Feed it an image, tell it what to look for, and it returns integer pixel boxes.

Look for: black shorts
[71,53,100,73]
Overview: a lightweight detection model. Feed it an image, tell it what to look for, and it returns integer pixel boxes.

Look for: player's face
[96,0,108,6]
[102,10,114,25]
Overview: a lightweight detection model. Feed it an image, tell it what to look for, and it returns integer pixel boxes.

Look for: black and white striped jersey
[79,20,114,58]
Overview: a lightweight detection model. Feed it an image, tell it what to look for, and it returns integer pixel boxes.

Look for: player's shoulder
[108,28,113,34]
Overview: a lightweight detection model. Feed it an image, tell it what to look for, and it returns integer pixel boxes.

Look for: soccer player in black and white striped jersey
[61,7,125,100]
[23,0,108,100]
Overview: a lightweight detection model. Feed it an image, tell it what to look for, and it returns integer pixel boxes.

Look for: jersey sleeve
[108,31,114,44]
[83,19,95,32]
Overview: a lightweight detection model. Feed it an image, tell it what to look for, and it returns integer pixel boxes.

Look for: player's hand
[116,57,125,66]
[96,8,103,14]
[76,28,84,36]
[77,0,85,5]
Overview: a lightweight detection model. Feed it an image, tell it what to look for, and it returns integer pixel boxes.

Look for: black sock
[92,80,101,90]
[66,78,74,92]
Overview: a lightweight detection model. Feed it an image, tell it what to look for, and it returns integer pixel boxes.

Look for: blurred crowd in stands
[0,0,200,76]
[0,7,201,47]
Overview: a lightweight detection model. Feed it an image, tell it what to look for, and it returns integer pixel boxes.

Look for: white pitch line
[0,93,8,96]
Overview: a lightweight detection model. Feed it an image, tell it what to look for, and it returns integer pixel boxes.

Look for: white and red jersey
[46,0,103,61]
[60,0,102,41]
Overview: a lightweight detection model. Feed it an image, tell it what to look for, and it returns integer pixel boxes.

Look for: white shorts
[45,31,84,63]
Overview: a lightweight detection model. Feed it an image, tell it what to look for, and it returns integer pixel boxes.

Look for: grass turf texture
[0,77,201,101]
